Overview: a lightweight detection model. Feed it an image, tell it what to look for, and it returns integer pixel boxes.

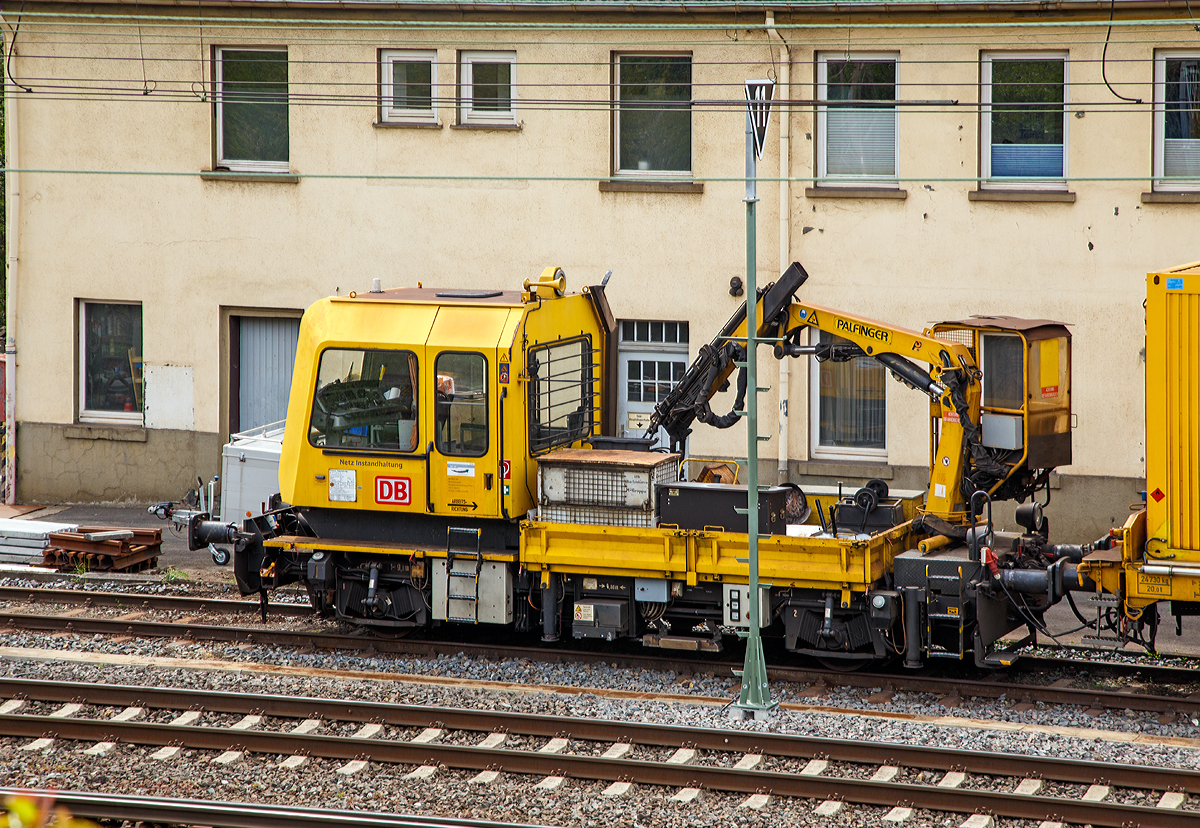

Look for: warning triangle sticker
[807,310,818,327]
[745,79,774,160]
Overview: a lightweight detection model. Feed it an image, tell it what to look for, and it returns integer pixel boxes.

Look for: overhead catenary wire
[4,167,1200,184]
[8,8,1200,31]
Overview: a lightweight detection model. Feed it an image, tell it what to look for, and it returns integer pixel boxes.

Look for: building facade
[2,0,1198,539]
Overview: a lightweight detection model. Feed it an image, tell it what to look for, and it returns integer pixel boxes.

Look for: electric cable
[1100,0,1143,104]
[5,0,33,93]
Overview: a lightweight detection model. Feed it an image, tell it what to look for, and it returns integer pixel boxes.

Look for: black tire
[211,546,231,566]
[865,478,889,499]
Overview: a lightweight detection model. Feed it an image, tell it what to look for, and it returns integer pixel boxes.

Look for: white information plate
[329,468,357,502]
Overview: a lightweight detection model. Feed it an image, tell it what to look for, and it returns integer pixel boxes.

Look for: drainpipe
[1,17,18,505]
[767,13,791,485]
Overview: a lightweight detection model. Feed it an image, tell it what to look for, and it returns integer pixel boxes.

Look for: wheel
[815,656,873,672]
[210,546,231,566]
[853,486,878,513]
[865,478,889,499]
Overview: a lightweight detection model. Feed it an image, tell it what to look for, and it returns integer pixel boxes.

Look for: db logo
[375,476,411,505]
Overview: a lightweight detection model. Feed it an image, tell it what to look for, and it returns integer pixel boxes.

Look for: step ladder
[926,564,966,660]
[1081,592,1125,648]
[446,527,483,624]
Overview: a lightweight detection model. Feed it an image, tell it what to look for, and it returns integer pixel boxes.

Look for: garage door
[238,316,300,433]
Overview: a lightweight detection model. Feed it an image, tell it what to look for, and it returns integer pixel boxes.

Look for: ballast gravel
[1,624,1199,741]
[2,649,1199,828]
[2,575,1200,826]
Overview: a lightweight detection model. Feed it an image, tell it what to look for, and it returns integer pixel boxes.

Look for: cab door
[426,306,507,518]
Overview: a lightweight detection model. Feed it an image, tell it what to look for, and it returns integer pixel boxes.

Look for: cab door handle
[485,473,493,491]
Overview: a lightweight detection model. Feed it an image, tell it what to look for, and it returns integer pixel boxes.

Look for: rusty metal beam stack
[41,526,162,572]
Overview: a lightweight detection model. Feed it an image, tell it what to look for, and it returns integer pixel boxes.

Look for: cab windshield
[309,348,419,451]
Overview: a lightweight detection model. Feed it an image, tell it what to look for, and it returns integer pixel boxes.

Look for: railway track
[0,585,312,617]
[2,601,1199,722]
[2,678,1198,826]
[0,789,541,828]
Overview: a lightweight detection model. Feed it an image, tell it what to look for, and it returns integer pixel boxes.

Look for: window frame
[980,51,1069,190]
[214,46,290,173]
[816,51,899,184]
[78,300,144,426]
[434,351,489,458]
[808,329,888,462]
[458,50,517,126]
[1153,49,1200,192]
[380,49,438,125]
[612,52,694,178]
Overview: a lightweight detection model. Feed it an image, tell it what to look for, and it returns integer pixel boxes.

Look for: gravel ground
[3,650,1199,826]
[2,622,1198,743]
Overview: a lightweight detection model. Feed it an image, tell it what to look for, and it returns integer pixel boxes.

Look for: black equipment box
[656,481,788,535]
[830,499,908,533]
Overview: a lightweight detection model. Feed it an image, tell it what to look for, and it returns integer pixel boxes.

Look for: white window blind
[826,108,896,177]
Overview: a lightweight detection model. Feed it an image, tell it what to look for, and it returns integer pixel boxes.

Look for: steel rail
[3,610,1198,719]
[2,677,1198,795]
[0,586,311,617]
[0,714,1195,827]
[6,587,1197,690]
[0,788,545,828]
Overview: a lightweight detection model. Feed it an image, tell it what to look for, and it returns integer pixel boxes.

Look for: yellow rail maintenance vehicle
[192,262,1126,669]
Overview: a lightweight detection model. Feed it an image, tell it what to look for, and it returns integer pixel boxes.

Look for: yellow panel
[521,519,913,590]
[1147,267,1200,558]
[522,523,691,578]
[1038,339,1059,398]
[427,305,512,350]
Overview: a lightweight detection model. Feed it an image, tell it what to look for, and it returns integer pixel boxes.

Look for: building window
[817,54,898,181]
[309,348,419,451]
[620,320,689,402]
[215,47,289,172]
[620,320,689,345]
[528,336,596,455]
[459,51,516,125]
[618,320,689,443]
[981,53,1067,186]
[79,301,143,423]
[435,352,488,456]
[615,54,692,175]
[810,331,886,460]
[381,50,437,125]
[1154,52,1200,190]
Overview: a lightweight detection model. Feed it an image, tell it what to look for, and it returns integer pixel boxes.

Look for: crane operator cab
[928,316,1072,506]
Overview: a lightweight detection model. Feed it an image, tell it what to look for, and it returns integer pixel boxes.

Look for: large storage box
[220,421,286,522]
[537,449,679,527]
[1146,262,1200,558]
[657,481,788,535]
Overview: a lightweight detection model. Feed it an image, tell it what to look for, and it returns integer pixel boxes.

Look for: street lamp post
[733,80,777,719]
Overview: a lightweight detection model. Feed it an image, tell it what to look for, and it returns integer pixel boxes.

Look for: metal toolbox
[656,481,788,535]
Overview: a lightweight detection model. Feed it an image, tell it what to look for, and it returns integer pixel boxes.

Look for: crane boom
[652,262,1058,522]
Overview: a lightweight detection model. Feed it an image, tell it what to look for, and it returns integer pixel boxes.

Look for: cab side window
[435,352,488,456]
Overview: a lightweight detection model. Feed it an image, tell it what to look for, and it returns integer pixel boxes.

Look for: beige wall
[6,7,1195,531]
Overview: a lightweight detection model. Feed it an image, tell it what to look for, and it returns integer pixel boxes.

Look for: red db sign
[375,476,411,505]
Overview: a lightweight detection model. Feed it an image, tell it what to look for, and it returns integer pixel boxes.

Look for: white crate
[220,421,285,521]
[537,449,678,525]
